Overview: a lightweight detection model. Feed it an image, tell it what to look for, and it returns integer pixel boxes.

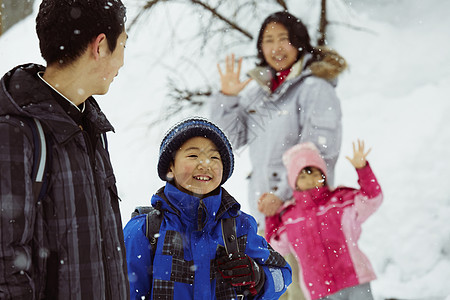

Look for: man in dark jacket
[0,0,129,299]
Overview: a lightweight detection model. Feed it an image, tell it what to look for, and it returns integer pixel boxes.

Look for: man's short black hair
[36,0,126,66]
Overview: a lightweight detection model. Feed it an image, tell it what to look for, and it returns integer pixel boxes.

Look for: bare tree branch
[143,77,211,128]
[170,87,211,104]
[130,0,253,40]
[128,0,163,31]
[276,0,288,10]
[190,0,253,40]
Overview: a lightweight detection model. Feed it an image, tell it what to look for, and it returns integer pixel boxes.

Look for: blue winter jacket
[124,183,292,299]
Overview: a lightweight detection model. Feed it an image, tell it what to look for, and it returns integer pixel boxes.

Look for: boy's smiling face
[169,136,223,196]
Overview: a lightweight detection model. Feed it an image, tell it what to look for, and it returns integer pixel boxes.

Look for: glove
[217,252,265,296]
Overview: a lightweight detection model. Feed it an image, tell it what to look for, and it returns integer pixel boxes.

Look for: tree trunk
[318,0,327,46]
[0,0,2,36]
[0,0,35,36]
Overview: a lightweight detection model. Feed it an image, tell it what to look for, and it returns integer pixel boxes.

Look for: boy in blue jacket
[124,118,292,299]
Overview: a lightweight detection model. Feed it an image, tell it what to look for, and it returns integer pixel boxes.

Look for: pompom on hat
[282,142,328,190]
[158,117,234,185]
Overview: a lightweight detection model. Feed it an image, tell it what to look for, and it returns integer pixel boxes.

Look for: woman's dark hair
[36,0,126,66]
[256,11,315,67]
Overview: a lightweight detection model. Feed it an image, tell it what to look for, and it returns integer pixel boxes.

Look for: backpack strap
[30,119,46,182]
[221,217,239,254]
[131,201,164,262]
[131,206,155,219]
[24,118,51,201]
[221,217,245,299]
[22,117,56,298]
[145,201,164,260]
[100,132,108,151]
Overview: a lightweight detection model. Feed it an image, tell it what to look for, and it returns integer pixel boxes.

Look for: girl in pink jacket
[265,140,382,300]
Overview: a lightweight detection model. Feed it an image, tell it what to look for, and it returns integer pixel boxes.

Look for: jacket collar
[247,47,347,95]
[152,183,240,231]
[246,54,310,94]
[0,63,114,144]
[293,186,330,210]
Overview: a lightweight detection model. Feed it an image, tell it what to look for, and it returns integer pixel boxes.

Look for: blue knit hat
[158,118,234,185]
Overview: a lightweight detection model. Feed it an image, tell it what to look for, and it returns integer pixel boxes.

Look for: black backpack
[25,117,108,204]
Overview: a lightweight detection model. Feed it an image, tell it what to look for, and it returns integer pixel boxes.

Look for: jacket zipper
[81,129,112,299]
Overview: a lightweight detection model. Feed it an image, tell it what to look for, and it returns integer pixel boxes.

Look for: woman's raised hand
[345,139,372,169]
[217,54,252,96]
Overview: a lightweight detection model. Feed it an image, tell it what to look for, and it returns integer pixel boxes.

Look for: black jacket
[0,64,129,299]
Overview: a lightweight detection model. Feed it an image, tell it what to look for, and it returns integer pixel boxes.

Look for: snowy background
[1,0,449,299]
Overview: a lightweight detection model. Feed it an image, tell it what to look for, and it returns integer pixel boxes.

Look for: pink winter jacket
[265,163,382,300]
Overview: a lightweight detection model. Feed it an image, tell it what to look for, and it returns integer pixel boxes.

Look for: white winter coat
[209,51,344,228]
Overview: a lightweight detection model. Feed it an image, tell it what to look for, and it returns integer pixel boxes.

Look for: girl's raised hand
[217,54,252,96]
[257,192,283,217]
[345,139,372,169]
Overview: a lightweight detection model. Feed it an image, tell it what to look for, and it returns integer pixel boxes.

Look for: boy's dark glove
[217,252,265,296]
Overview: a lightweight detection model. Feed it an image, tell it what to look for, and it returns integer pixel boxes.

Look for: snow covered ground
[1,0,449,299]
